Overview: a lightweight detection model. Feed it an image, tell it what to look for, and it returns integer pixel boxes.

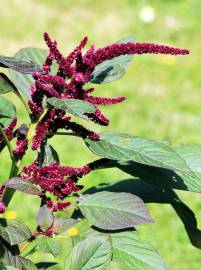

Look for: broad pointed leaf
[65,234,112,270]
[6,177,43,195]
[36,206,53,230]
[0,218,31,245]
[111,231,166,270]
[85,179,201,249]
[47,98,96,120]
[79,191,153,230]
[36,237,61,257]
[85,133,191,173]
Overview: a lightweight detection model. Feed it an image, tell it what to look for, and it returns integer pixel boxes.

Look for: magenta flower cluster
[30,33,189,151]
[0,33,189,209]
[21,160,91,199]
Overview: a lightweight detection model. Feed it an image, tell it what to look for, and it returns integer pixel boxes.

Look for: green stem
[3,166,18,207]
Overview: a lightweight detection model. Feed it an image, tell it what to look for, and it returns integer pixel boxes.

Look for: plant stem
[3,160,20,207]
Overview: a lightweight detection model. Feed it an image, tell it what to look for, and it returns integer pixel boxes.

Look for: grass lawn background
[0,0,201,269]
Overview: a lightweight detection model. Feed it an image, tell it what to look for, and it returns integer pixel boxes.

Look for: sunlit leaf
[79,191,153,230]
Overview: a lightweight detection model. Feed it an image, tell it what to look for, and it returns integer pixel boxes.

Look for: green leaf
[0,218,31,245]
[90,37,134,84]
[47,98,96,120]
[0,96,16,119]
[5,177,43,195]
[79,191,153,230]
[36,262,58,270]
[36,237,61,257]
[36,206,53,230]
[0,55,42,73]
[85,179,201,249]
[0,73,18,94]
[0,239,37,270]
[65,234,112,270]
[112,156,201,193]
[0,265,18,270]
[39,143,60,167]
[111,231,166,270]
[85,133,191,173]
[110,160,192,191]
[53,218,78,234]
[10,48,47,99]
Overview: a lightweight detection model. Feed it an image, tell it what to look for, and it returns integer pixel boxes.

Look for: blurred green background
[0,0,201,269]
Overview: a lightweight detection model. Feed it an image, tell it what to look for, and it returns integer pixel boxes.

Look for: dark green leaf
[47,98,96,120]
[111,231,166,270]
[65,234,112,270]
[0,96,16,119]
[0,73,17,94]
[36,237,61,257]
[85,133,191,173]
[0,55,42,73]
[36,206,53,230]
[90,37,134,84]
[5,177,43,195]
[79,191,153,230]
[0,238,37,270]
[10,48,47,99]
[53,218,78,234]
[36,262,58,270]
[39,143,60,167]
[0,219,31,245]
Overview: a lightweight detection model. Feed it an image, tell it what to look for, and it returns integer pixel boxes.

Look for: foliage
[0,32,195,270]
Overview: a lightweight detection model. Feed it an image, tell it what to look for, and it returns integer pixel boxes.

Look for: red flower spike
[13,138,28,159]
[85,95,126,105]
[84,42,190,68]
[32,117,52,150]
[21,162,92,199]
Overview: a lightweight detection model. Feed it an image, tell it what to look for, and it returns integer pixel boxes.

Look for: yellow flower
[68,227,79,237]
[5,211,17,219]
